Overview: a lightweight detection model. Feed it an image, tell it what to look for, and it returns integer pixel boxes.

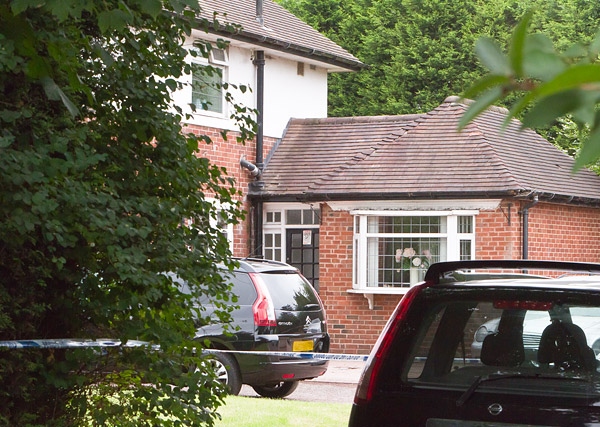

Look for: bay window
[353,211,475,289]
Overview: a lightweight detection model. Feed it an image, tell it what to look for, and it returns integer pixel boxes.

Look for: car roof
[435,276,600,292]
[424,260,600,292]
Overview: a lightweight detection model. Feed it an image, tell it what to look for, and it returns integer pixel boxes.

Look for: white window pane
[286,210,302,224]
[460,239,472,260]
[367,216,443,233]
[355,214,472,289]
[458,216,473,234]
[192,64,223,113]
[367,236,442,287]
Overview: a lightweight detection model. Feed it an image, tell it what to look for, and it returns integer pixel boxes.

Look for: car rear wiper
[456,372,589,407]
[302,303,321,311]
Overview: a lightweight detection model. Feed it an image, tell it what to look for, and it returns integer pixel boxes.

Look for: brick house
[185,2,600,354]
[179,0,364,256]
[251,97,600,354]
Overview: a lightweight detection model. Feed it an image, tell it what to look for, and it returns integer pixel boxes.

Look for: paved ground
[239,360,366,403]
[312,359,365,384]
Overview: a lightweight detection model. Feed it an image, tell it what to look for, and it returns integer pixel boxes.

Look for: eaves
[248,188,600,208]
[205,26,366,72]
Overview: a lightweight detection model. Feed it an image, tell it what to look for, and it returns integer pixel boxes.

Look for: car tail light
[249,272,277,327]
[354,284,424,405]
[494,300,553,310]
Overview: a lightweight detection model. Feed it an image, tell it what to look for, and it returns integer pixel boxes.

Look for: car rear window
[386,287,600,397]
[227,272,257,305]
[190,272,257,306]
[259,271,321,311]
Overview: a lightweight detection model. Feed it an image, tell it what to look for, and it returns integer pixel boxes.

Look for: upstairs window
[190,45,228,115]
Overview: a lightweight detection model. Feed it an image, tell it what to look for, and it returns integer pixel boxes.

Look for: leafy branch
[459,11,600,171]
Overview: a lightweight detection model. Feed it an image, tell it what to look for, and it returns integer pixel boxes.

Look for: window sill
[347,287,411,310]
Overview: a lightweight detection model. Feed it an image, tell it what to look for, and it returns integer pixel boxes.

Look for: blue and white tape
[0,339,150,349]
[203,348,369,362]
[0,339,369,362]
[0,340,486,365]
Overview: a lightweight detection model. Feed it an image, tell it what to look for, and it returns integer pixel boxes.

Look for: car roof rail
[235,257,290,267]
[424,260,600,285]
[237,256,284,263]
[231,257,298,273]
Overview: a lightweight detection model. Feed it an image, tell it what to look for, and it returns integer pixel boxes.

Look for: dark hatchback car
[349,260,600,427]
[194,258,329,398]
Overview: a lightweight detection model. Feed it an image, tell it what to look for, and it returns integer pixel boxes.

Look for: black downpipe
[520,196,539,260]
[254,51,264,173]
[252,50,265,257]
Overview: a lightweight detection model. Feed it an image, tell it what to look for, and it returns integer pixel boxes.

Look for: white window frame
[263,202,320,262]
[189,42,228,118]
[209,47,228,66]
[352,210,477,292]
[206,198,234,254]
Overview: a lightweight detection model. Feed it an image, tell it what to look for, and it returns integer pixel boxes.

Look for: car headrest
[481,330,525,367]
[537,320,596,371]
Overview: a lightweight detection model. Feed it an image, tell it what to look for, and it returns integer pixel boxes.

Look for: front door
[286,229,319,292]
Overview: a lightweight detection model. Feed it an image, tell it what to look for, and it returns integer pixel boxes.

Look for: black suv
[349,260,600,426]
[195,258,329,398]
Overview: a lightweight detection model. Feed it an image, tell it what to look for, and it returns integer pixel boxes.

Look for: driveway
[239,360,364,403]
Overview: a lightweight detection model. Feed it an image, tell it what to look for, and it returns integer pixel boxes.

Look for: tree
[0,0,254,425]
[277,0,599,117]
[460,11,600,171]
[278,0,530,116]
[278,0,600,166]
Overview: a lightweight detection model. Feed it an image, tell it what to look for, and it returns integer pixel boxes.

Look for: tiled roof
[198,0,364,71]
[257,96,600,205]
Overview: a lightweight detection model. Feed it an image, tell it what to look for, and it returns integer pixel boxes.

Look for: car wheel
[252,381,299,398]
[209,352,242,395]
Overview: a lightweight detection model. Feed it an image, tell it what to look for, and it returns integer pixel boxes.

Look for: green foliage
[0,0,254,425]
[277,0,532,116]
[460,11,600,171]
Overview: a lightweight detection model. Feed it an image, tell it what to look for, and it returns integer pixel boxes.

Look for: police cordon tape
[203,349,369,362]
[0,339,154,349]
[0,339,370,362]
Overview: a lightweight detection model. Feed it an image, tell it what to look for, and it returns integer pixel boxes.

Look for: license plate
[292,340,313,352]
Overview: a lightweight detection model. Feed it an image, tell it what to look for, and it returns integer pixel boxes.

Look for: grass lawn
[215,395,352,427]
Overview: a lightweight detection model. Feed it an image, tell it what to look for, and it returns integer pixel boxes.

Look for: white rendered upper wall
[171,32,329,139]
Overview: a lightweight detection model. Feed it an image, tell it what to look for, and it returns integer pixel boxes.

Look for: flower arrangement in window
[396,247,432,270]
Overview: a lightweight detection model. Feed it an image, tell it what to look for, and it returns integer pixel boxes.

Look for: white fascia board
[327,199,502,212]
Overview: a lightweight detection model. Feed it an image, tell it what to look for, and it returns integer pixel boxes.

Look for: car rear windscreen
[394,287,600,398]
[260,272,321,311]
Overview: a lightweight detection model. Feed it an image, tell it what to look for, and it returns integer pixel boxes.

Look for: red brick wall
[319,201,600,354]
[476,202,521,259]
[477,201,600,262]
[527,202,600,262]
[319,204,404,355]
[181,123,277,257]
